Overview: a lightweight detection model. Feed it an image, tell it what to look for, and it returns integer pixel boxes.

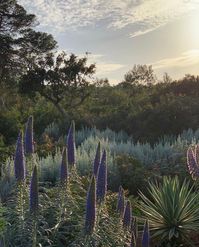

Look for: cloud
[85,53,125,76]
[19,0,199,37]
[152,50,199,69]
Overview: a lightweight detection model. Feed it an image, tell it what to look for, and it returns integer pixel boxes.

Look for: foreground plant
[139,176,199,246]
[25,116,34,155]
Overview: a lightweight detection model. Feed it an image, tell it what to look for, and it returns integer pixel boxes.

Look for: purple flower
[96,150,107,203]
[123,200,132,230]
[187,147,199,180]
[14,131,26,182]
[194,144,199,164]
[67,121,76,166]
[93,142,101,177]
[117,186,125,217]
[60,147,68,184]
[30,165,39,213]
[131,217,138,241]
[24,116,34,154]
[142,220,149,247]
[85,176,96,234]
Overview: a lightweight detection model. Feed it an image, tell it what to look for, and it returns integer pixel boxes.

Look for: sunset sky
[19,0,199,84]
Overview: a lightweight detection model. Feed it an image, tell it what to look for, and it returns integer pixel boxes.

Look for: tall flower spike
[117,186,125,217]
[60,147,68,184]
[123,200,132,230]
[30,165,39,213]
[187,147,199,180]
[93,142,101,177]
[85,176,96,234]
[14,131,26,182]
[24,116,34,154]
[96,150,107,203]
[195,144,199,164]
[142,220,149,247]
[67,121,76,166]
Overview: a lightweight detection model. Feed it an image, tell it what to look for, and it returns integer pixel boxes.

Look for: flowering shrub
[0,117,150,246]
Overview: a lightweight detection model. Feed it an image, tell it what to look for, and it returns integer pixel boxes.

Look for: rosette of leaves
[139,176,199,246]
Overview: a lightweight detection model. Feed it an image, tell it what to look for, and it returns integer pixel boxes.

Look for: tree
[0,0,57,86]
[19,52,96,118]
[123,64,156,86]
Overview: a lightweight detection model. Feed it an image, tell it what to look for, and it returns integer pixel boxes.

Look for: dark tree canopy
[19,52,96,117]
[0,0,57,85]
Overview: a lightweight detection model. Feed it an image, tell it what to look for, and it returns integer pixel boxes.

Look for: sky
[19,0,199,84]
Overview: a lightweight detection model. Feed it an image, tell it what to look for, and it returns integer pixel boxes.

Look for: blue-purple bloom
[96,150,107,203]
[194,144,199,164]
[85,176,96,234]
[30,165,39,213]
[142,220,149,247]
[93,142,101,177]
[67,121,76,166]
[123,200,132,230]
[117,186,125,217]
[14,131,26,182]
[187,147,199,180]
[60,147,68,184]
[24,116,34,154]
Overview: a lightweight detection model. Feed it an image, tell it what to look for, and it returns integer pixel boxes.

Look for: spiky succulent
[123,200,132,230]
[60,147,68,184]
[131,217,138,243]
[85,176,96,234]
[14,131,26,182]
[30,165,38,213]
[93,142,101,177]
[142,220,149,247]
[187,147,199,180]
[116,186,125,217]
[130,232,135,247]
[67,121,76,166]
[96,150,107,203]
[139,177,199,246]
[24,116,34,154]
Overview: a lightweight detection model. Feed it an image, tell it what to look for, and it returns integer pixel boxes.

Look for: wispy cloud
[86,53,125,76]
[19,0,199,37]
[152,50,199,69]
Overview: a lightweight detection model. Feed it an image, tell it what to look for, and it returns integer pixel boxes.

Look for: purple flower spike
[93,142,101,177]
[123,200,132,230]
[30,165,39,213]
[96,150,107,203]
[60,147,68,184]
[85,176,96,234]
[187,147,199,180]
[195,144,199,164]
[67,121,76,166]
[24,116,34,154]
[117,186,125,217]
[142,220,149,247]
[14,131,26,182]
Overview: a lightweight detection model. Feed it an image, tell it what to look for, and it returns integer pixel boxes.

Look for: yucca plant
[139,176,199,246]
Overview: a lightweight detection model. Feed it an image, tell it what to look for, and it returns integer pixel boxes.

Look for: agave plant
[139,176,199,246]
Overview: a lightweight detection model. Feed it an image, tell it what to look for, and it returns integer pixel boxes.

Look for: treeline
[1,0,199,147]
